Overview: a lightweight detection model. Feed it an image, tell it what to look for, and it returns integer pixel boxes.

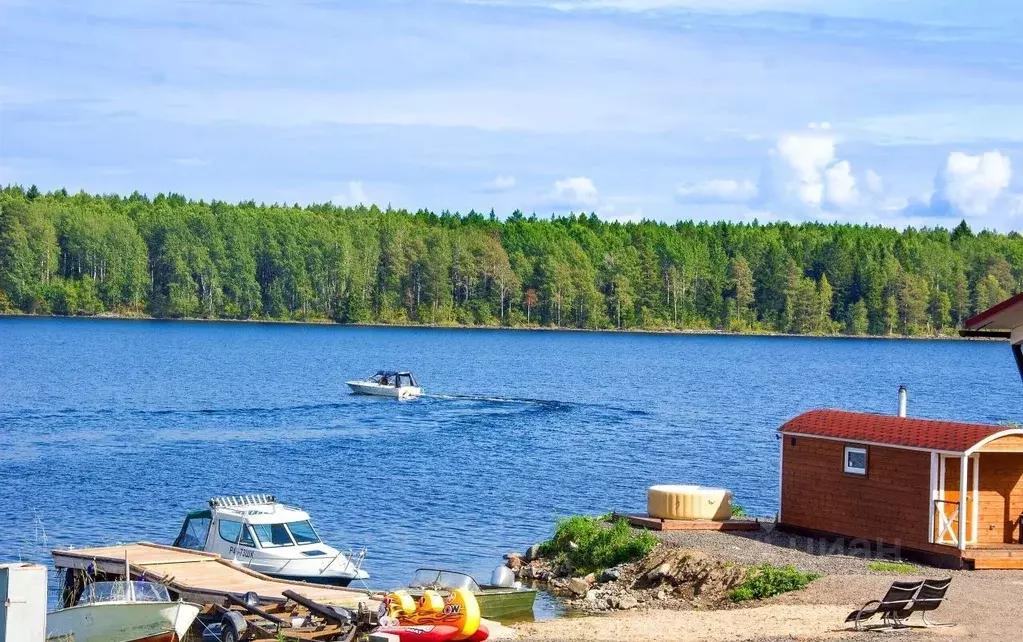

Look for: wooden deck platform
[621,513,761,532]
[51,542,380,608]
[964,543,1023,569]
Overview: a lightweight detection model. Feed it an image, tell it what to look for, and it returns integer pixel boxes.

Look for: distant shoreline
[0,310,990,342]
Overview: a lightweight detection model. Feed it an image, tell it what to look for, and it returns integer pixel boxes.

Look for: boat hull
[229,552,368,585]
[475,588,537,621]
[268,572,356,586]
[347,381,422,399]
[46,601,201,642]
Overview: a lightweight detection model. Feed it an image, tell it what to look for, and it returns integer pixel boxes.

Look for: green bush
[730,564,820,602]
[539,515,658,574]
[730,503,747,518]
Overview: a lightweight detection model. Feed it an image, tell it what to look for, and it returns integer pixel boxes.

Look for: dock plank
[52,542,379,608]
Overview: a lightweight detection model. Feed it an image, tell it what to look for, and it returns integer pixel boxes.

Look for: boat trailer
[208,589,382,642]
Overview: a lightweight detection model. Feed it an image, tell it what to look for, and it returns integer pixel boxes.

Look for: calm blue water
[1,318,1020,596]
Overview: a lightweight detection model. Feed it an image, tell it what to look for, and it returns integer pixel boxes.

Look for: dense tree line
[1,185,1020,336]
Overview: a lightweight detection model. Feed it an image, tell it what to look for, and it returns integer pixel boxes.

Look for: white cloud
[336,180,369,206]
[823,160,858,209]
[550,176,599,207]
[932,150,1011,216]
[865,169,883,194]
[483,175,516,192]
[756,130,865,212]
[676,179,756,204]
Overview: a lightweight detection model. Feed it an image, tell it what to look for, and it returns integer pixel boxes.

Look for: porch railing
[934,499,960,546]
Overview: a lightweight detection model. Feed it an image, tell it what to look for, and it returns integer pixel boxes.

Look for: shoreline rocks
[507,542,746,614]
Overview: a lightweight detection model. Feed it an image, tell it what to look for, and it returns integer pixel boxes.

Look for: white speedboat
[47,580,200,642]
[173,494,369,586]
[346,371,422,399]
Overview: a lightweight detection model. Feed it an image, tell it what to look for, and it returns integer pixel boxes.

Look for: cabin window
[174,513,211,551]
[844,446,867,476]
[287,520,321,545]
[239,526,256,548]
[252,522,294,547]
[218,519,243,544]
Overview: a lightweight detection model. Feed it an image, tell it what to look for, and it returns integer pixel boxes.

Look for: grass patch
[539,515,658,575]
[868,561,918,573]
[730,503,747,518]
[729,564,820,602]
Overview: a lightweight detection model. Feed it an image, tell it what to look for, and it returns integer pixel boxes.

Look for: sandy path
[515,605,853,641]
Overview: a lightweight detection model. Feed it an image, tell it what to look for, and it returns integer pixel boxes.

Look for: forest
[0,184,1020,336]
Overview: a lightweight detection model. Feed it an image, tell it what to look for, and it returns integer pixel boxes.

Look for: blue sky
[2,0,1023,230]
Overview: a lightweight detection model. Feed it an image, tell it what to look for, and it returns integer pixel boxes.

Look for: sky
[2,0,1023,231]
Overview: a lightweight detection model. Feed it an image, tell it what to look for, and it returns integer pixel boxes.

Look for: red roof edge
[964,291,1023,330]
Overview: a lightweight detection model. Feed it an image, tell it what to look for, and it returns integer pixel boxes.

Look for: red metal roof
[779,409,1007,453]
[964,291,1023,332]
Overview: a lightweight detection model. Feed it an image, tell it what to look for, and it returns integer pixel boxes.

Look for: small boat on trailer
[47,566,200,642]
[173,495,369,587]
[346,371,423,399]
[408,568,536,621]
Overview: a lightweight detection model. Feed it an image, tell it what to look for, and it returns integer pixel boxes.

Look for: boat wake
[422,393,557,406]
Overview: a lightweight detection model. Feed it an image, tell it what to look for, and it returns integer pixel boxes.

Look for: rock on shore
[509,544,746,613]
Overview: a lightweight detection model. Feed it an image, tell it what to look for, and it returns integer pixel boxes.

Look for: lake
[1,317,1020,603]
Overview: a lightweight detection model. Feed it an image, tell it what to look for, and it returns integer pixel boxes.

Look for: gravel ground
[650,522,908,574]
[514,523,1023,641]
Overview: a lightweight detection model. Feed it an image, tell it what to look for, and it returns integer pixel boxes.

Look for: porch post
[928,452,938,544]
[958,454,968,550]
[972,454,980,544]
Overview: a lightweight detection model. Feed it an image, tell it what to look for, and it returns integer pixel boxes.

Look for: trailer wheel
[221,611,247,642]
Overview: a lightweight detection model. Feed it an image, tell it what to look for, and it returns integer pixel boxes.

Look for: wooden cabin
[778,409,1023,569]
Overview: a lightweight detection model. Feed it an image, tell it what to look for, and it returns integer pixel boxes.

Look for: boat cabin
[372,371,419,388]
[778,410,1023,569]
[175,495,323,552]
[173,495,368,585]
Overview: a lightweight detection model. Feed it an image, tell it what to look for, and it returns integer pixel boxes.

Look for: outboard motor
[490,565,516,588]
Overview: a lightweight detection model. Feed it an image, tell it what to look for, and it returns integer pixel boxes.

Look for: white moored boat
[346,371,422,399]
[173,494,369,586]
[46,580,200,642]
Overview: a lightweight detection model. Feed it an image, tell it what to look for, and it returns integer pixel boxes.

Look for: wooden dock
[621,513,761,532]
[51,542,380,608]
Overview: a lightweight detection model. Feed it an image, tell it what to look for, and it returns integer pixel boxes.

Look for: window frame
[238,525,257,548]
[218,518,244,544]
[252,522,296,548]
[843,445,868,476]
[286,520,321,545]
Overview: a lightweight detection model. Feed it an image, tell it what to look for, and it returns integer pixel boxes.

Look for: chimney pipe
[898,385,907,418]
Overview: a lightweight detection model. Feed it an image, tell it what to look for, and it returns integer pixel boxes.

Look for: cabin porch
[963,543,1023,569]
[930,448,1023,569]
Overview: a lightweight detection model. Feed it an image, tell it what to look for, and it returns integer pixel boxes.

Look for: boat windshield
[287,520,321,544]
[75,581,170,606]
[252,522,294,547]
[410,569,480,592]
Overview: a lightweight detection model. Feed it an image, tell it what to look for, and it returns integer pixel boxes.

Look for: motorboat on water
[172,494,369,586]
[47,578,200,642]
[346,371,423,399]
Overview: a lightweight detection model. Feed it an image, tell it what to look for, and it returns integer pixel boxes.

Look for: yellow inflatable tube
[389,587,481,640]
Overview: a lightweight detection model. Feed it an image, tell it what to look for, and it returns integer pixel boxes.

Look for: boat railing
[209,494,277,508]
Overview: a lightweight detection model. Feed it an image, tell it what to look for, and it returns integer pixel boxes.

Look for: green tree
[846,300,869,335]
[728,254,754,329]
